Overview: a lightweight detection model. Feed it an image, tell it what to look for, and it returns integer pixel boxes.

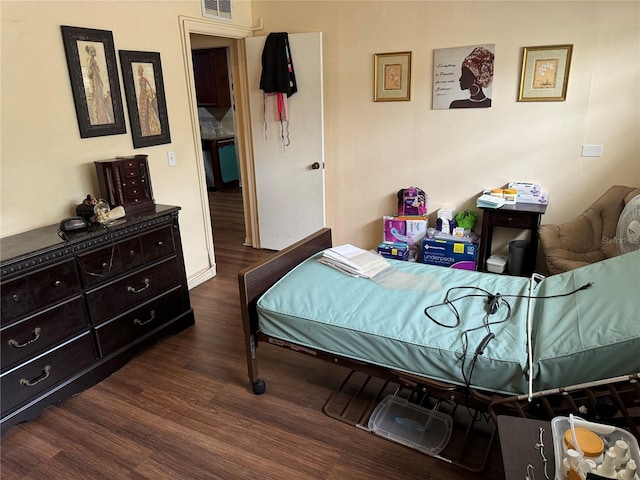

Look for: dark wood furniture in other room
[203,136,239,191]
[192,47,231,108]
[0,205,194,436]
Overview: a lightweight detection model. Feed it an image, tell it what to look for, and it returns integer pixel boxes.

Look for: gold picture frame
[374,52,412,102]
[518,45,573,102]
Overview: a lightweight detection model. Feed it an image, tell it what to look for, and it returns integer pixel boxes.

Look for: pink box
[383,216,427,246]
[383,217,407,243]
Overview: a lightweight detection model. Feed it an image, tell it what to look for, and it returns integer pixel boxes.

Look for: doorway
[190,34,246,251]
[180,18,326,264]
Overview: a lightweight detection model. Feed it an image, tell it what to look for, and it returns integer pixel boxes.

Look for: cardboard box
[420,237,478,270]
[377,242,409,261]
[508,182,541,197]
[383,216,428,261]
[383,216,428,246]
[507,182,550,204]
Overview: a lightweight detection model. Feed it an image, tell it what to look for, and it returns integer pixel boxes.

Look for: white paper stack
[318,244,391,278]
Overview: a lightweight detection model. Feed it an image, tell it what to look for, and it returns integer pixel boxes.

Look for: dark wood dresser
[0,205,194,436]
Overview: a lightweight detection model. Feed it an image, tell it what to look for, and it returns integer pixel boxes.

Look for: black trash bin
[508,240,530,276]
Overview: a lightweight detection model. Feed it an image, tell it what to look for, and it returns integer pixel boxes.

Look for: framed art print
[519,45,573,102]
[119,50,171,148]
[374,52,412,102]
[433,44,495,110]
[61,26,126,138]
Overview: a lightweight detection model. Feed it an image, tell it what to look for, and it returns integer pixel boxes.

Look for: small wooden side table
[497,415,556,480]
[477,203,547,276]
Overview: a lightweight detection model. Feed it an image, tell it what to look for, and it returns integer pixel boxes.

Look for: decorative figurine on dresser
[0,155,195,436]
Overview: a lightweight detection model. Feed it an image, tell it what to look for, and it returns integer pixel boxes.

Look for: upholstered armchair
[539,185,640,275]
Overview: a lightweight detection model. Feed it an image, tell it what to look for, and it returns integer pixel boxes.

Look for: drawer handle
[102,262,109,269]
[134,310,156,326]
[20,365,51,387]
[156,241,164,247]
[129,250,136,257]
[53,280,62,287]
[12,294,20,302]
[8,327,42,348]
[127,278,150,293]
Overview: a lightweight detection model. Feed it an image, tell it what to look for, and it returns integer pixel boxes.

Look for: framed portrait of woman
[119,50,171,148]
[61,26,127,138]
[433,44,495,110]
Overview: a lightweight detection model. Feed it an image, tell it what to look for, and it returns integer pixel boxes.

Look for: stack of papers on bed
[318,244,391,278]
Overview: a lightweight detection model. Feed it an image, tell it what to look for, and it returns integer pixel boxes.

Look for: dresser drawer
[123,185,145,199]
[29,260,81,310]
[1,260,81,325]
[1,297,88,370]
[118,237,144,272]
[76,243,124,287]
[1,332,95,415]
[141,226,175,263]
[486,210,539,230]
[1,277,35,325]
[95,287,186,357]
[86,256,180,325]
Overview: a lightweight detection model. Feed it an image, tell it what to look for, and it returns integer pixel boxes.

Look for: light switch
[167,151,177,166]
[581,145,603,157]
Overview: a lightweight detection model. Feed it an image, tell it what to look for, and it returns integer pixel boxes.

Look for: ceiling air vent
[202,0,232,20]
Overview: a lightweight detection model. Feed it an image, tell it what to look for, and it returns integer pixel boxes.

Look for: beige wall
[0,0,253,283]
[252,1,640,253]
[1,1,639,282]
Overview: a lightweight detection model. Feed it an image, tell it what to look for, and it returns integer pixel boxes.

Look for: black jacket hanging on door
[259,32,297,97]
[259,32,297,148]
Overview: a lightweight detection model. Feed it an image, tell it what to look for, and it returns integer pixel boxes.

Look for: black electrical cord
[422,281,594,416]
[58,224,116,278]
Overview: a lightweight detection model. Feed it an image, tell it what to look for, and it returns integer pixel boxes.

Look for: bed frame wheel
[252,379,266,395]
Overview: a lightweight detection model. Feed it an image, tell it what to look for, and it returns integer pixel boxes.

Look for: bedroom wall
[251,1,640,253]
[1,1,639,282]
[0,0,253,284]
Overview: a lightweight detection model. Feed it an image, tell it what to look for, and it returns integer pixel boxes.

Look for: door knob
[310,162,320,170]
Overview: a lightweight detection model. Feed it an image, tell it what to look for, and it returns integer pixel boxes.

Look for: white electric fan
[616,194,640,254]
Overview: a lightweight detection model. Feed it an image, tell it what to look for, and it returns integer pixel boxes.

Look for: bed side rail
[488,373,640,440]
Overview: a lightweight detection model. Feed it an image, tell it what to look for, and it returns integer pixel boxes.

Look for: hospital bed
[238,228,640,467]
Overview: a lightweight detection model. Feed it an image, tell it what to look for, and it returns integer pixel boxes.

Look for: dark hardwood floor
[0,189,506,479]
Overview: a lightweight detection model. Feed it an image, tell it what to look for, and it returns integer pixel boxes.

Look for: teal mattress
[256,250,640,396]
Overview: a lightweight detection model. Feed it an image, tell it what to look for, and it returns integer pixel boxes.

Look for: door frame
[178,15,261,256]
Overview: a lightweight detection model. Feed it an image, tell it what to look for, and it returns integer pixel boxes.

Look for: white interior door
[245,32,325,251]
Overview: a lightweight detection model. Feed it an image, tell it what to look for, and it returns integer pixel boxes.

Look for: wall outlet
[581,145,603,157]
[167,151,177,166]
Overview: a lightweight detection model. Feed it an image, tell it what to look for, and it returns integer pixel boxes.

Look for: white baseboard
[187,265,216,290]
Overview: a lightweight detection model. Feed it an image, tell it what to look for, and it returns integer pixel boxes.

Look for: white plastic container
[551,416,640,480]
[368,395,452,456]
[486,255,507,273]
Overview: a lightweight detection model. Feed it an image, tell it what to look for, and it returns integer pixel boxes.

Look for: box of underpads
[420,237,478,270]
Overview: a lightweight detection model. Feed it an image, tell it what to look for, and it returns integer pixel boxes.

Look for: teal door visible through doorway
[219,143,239,183]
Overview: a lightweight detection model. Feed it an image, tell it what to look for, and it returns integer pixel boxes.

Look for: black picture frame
[119,50,171,148]
[61,26,126,138]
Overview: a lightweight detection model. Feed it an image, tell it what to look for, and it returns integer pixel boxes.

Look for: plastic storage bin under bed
[368,395,453,456]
